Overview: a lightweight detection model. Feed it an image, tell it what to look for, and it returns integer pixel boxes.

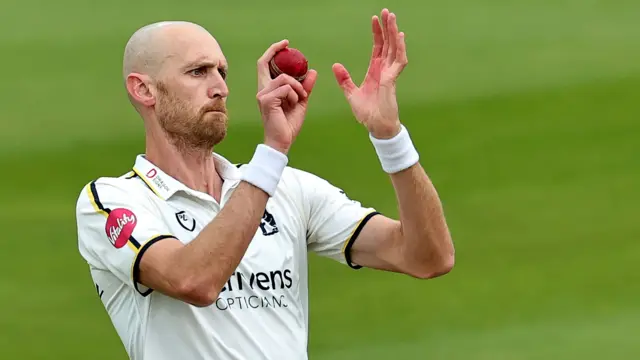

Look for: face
[152,27,230,151]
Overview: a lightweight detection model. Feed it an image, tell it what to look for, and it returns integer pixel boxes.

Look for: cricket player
[75,8,454,360]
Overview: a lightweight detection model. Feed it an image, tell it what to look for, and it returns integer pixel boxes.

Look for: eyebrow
[183,58,227,71]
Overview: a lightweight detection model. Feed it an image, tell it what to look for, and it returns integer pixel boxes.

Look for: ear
[126,73,156,107]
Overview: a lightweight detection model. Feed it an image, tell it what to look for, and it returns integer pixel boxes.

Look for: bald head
[122,21,212,80]
[122,19,229,147]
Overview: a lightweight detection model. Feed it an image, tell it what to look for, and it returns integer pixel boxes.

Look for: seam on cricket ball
[269,58,282,78]
[269,57,306,82]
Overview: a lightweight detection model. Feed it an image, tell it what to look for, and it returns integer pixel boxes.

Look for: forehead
[163,27,227,69]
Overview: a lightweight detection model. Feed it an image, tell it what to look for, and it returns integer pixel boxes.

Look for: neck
[144,126,223,201]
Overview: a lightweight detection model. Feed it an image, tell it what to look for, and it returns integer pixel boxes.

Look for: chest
[155,196,307,272]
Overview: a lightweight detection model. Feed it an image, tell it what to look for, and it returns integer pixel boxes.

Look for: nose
[208,72,229,99]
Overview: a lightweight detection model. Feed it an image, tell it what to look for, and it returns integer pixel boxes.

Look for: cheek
[160,80,209,111]
[180,81,208,102]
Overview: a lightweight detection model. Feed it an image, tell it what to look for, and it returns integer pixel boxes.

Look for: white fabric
[369,125,420,173]
[240,144,289,196]
[75,152,377,360]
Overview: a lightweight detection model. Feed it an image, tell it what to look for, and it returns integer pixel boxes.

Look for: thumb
[332,63,357,98]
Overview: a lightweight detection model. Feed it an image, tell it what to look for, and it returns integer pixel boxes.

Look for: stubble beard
[155,82,228,154]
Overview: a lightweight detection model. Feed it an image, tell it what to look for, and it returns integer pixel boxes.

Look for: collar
[131,153,242,201]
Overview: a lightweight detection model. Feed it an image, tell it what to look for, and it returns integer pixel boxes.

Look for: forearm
[368,123,454,278]
[389,163,454,277]
[155,144,287,305]
[173,182,268,296]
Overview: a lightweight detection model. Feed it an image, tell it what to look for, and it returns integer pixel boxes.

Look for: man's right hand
[256,40,318,155]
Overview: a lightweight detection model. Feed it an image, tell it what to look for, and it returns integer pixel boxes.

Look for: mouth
[203,108,226,115]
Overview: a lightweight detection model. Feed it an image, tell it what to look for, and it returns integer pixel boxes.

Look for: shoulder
[233,161,332,189]
[75,171,151,217]
[275,166,329,192]
[280,166,332,187]
[277,166,347,200]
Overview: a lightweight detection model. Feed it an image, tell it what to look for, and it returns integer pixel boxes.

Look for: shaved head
[122,20,230,152]
[122,21,211,80]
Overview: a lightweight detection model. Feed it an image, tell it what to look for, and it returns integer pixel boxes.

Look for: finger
[257,39,290,91]
[371,15,384,59]
[332,63,357,98]
[386,12,398,66]
[261,84,298,108]
[380,9,390,60]
[300,69,318,101]
[258,73,307,99]
[390,32,408,77]
[362,15,384,86]
[281,85,299,108]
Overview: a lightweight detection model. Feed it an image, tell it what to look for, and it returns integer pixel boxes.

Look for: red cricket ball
[269,47,308,82]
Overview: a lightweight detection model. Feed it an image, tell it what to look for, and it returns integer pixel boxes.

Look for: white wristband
[240,144,288,196]
[369,125,420,174]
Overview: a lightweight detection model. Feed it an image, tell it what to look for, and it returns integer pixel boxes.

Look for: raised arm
[141,42,319,306]
[331,9,454,279]
[347,162,454,279]
[78,40,319,307]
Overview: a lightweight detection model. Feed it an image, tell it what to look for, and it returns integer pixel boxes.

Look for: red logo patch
[146,169,157,178]
[105,208,137,249]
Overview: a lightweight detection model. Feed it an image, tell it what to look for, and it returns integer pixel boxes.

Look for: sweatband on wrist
[369,125,420,174]
[240,144,288,196]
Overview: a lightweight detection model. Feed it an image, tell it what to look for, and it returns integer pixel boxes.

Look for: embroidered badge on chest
[175,210,196,232]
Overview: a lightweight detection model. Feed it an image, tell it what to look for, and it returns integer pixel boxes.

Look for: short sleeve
[76,179,175,296]
[298,170,379,269]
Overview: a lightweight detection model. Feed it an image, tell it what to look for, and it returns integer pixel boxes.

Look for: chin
[200,112,228,147]
[201,111,225,125]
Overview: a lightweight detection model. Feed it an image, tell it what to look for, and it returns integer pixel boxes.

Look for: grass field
[1,0,639,359]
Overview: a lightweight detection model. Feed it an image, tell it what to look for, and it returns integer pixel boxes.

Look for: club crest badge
[176,211,196,232]
[260,209,279,236]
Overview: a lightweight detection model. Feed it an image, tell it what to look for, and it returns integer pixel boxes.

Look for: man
[76,8,454,360]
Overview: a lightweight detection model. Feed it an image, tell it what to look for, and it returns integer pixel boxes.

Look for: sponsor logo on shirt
[215,269,293,311]
[104,208,137,249]
[145,168,170,193]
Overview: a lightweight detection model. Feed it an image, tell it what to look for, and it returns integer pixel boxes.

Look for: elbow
[175,279,220,308]
[407,246,455,280]
[415,253,455,280]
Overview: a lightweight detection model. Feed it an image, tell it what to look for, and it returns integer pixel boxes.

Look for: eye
[189,67,206,76]
[218,68,227,79]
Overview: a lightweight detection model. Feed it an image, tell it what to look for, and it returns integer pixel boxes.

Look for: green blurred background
[1,0,639,358]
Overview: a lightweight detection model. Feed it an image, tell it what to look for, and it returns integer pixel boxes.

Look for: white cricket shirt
[75,152,378,360]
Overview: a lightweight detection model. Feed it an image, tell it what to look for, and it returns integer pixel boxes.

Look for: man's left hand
[332,8,408,139]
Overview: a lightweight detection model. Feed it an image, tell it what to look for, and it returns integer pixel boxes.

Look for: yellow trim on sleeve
[127,242,139,252]
[86,182,142,254]
[341,210,378,254]
[129,234,159,282]
[86,184,108,217]
[130,234,176,297]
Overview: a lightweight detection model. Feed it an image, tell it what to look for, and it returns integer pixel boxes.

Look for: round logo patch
[105,208,137,249]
